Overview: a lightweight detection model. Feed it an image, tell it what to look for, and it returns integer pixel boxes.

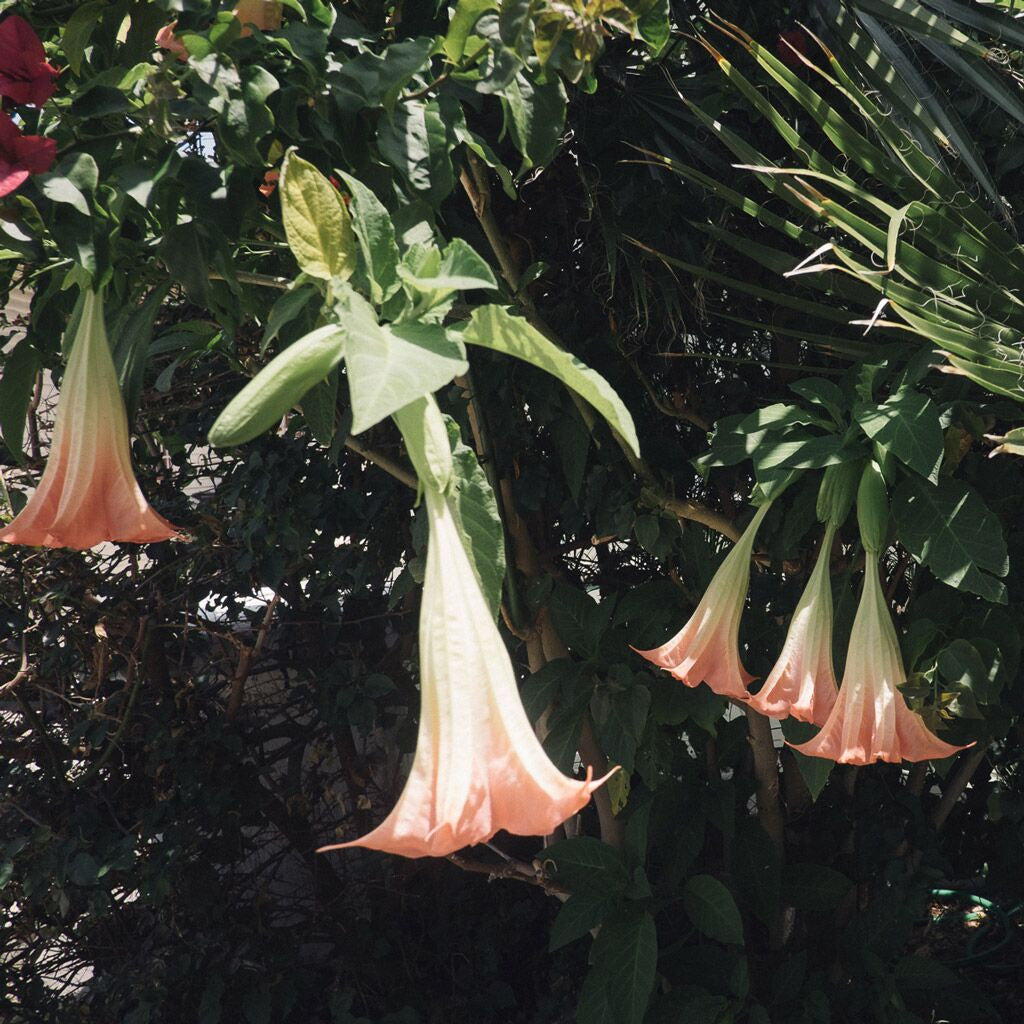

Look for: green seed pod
[856,461,889,554]
[816,460,862,527]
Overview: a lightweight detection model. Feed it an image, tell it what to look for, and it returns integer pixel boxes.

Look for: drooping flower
[0,289,180,549]
[790,469,968,768]
[633,503,770,700]
[318,487,609,858]
[791,562,967,764]
[0,109,55,198]
[747,521,839,726]
[0,15,58,107]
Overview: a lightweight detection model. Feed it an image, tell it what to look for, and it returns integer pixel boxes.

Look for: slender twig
[447,852,569,896]
[343,435,417,489]
[76,620,148,785]
[628,357,711,431]
[210,270,290,289]
[931,743,990,832]
[0,634,31,696]
[226,593,280,721]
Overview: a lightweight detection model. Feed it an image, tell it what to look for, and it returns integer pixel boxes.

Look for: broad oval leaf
[683,874,744,944]
[892,475,1009,604]
[280,150,355,282]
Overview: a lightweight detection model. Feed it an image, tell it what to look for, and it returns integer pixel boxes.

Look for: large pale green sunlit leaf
[462,304,640,457]
[342,293,467,434]
[279,150,356,282]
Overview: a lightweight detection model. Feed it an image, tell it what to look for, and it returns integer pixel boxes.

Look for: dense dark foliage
[1,2,1022,1022]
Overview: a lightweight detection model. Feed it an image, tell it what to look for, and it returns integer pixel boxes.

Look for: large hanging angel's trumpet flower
[0,290,180,549]
[792,465,968,764]
[319,487,609,858]
[747,521,839,726]
[633,502,770,700]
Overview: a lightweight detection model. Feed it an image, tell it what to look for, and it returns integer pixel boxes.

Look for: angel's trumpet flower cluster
[635,463,968,766]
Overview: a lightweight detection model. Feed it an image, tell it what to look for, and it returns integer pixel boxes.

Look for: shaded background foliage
[1,1,1023,1022]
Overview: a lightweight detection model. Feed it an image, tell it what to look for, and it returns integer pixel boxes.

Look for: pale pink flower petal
[319,488,609,859]
[154,22,188,61]
[0,290,180,549]
[747,522,839,726]
[791,561,969,765]
[633,503,769,700]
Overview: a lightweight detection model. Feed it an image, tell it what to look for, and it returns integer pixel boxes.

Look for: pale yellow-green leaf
[279,149,355,282]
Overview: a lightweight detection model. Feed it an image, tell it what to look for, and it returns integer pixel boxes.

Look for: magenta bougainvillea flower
[0,110,55,198]
[0,15,58,107]
[747,522,839,726]
[319,488,609,858]
[791,560,967,764]
[633,503,769,700]
[0,290,180,549]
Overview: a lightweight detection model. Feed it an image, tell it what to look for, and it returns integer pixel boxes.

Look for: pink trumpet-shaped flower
[633,503,769,700]
[0,290,180,549]
[791,561,969,764]
[747,522,839,726]
[319,488,610,859]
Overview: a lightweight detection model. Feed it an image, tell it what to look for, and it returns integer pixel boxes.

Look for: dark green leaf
[683,875,744,944]
[0,340,40,464]
[892,475,1009,603]
[782,863,853,911]
[854,389,943,481]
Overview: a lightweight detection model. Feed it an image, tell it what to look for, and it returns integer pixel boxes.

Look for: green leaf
[683,875,744,944]
[753,434,855,472]
[209,325,347,446]
[445,417,506,617]
[503,71,567,172]
[891,475,1009,603]
[590,909,658,1024]
[280,151,355,282]
[341,294,467,435]
[937,638,995,708]
[549,584,607,657]
[37,153,99,216]
[549,892,614,951]
[854,389,943,482]
[790,377,848,422]
[0,340,40,464]
[334,36,434,111]
[462,304,639,456]
[299,369,338,446]
[334,171,401,304]
[111,285,169,420]
[636,0,670,53]
[544,837,630,895]
[444,0,496,60]
[782,863,853,911]
[576,968,616,1024]
[398,237,498,296]
[377,99,456,206]
[61,1,105,75]
[780,718,834,800]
